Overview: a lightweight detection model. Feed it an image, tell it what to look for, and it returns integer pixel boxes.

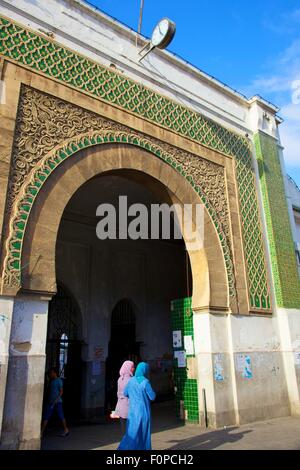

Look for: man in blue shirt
[41,367,69,437]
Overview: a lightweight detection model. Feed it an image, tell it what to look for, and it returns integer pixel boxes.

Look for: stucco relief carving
[2,85,234,294]
[8,86,229,233]
[7,86,124,212]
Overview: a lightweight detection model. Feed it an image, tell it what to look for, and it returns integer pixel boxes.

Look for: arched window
[105,299,140,410]
[59,333,68,378]
[46,283,80,374]
[111,298,135,328]
[44,284,82,419]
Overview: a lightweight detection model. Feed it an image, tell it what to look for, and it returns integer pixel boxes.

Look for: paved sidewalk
[42,402,300,450]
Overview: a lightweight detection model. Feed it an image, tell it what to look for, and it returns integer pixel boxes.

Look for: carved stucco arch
[1,136,230,311]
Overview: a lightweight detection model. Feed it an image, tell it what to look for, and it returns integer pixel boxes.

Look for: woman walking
[118,362,156,450]
[113,360,135,431]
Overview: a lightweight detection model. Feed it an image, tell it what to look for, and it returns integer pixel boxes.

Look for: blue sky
[87,0,300,186]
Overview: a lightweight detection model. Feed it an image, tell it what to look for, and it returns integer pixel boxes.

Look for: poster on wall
[236,354,253,379]
[213,353,224,381]
[294,352,300,366]
[172,330,182,348]
[174,350,186,368]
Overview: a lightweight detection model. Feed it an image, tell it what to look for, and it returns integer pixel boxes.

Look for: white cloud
[281,103,300,120]
[279,103,300,167]
[280,123,300,167]
[279,39,300,67]
[238,7,300,179]
[242,33,300,168]
[250,75,291,94]
[263,8,300,35]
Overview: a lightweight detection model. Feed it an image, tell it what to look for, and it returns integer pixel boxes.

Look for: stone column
[277,308,300,415]
[0,296,14,439]
[193,311,237,428]
[0,296,48,449]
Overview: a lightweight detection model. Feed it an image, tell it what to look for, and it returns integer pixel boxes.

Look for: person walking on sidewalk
[118,362,156,450]
[111,360,135,432]
[41,367,69,437]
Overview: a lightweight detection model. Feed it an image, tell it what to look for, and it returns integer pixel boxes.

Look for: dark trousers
[120,417,127,434]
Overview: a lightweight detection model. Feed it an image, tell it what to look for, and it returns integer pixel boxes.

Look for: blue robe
[118,376,156,450]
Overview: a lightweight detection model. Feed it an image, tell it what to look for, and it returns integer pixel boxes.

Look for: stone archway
[11,143,229,312]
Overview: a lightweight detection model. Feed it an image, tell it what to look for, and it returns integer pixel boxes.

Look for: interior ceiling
[64,173,160,218]
[61,172,184,246]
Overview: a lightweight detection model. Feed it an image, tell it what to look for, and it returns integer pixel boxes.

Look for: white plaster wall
[9,298,48,356]
[286,176,300,209]
[283,174,300,273]
[285,176,300,250]
[194,313,236,426]
[277,308,300,414]
[0,0,279,135]
[193,311,297,426]
[0,297,14,359]
[228,314,281,352]
[294,214,300,244]
[227,313,296,423]
[1,297,48,449]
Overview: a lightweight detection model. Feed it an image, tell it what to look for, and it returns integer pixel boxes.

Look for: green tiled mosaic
[3,129,234,290]
[0,15,271,310]
[254,132,300,308]
[171,297,199,423]
[235,143,271,310]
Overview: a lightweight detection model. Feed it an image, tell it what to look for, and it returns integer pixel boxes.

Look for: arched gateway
[1,5,300,450]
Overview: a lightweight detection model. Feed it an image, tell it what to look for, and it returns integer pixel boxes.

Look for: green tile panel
[254,131,300,308]
[171,297,199,423]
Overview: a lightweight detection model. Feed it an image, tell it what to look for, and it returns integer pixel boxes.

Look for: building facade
[286,175,300,271]
[0,0,300,449]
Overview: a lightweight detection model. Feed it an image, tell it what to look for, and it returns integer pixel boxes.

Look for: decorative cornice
[0,15,248,158]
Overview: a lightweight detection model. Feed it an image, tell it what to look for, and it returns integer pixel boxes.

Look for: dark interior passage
[44,170,192,423]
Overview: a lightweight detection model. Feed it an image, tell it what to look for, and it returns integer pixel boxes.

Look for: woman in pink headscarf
[113,360,135,430]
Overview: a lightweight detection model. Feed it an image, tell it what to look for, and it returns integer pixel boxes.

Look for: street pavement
[42,401,300,450]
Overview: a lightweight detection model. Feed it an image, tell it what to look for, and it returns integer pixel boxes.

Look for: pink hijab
[119,360,134,381]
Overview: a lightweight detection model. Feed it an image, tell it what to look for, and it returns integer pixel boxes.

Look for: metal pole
[136,0,145,47]
[138,43,154,63]
[202,388,208,428]
[138,0,145,34]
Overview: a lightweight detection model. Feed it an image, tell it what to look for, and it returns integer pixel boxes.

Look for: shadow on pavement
[168,427,253,450]
[42,400,184,450]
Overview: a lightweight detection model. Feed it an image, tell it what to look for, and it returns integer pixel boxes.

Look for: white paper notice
[174,350,186,368]
[184,335,194,355]
[294,352,300,366]
[236,354,245,372]
[173,330,182,348]
[213,353,224,381]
